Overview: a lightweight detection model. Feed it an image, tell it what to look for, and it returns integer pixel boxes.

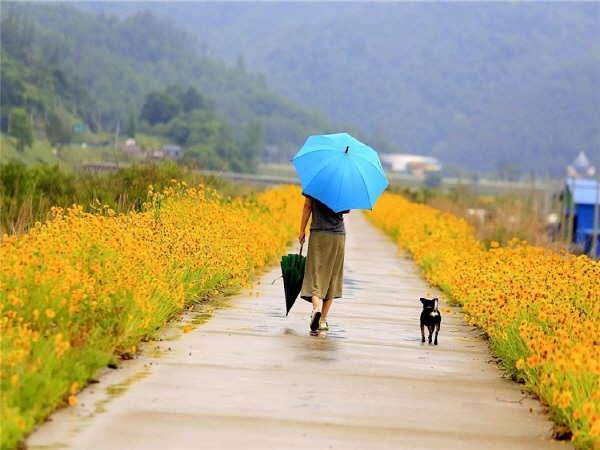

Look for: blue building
[565,178,600,258]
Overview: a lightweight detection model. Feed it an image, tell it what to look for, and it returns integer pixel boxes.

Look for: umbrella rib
[346,157,384,208]
[303,156,343,203]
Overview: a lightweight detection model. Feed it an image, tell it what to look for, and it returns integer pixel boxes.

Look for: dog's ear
[420,298,426,303]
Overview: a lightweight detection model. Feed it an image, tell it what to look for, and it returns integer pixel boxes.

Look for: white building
[380,153,441,175]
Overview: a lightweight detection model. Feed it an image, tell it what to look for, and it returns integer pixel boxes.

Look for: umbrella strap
[300,243,304,256]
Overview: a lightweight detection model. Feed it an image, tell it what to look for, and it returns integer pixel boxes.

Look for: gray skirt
[300,231,346,301]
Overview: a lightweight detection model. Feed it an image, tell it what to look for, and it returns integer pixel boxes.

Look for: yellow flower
[583,402,596,416]
[15,416,26,431]
[515,359,524,370]
[526,355,540,368]
[68,395,78,406]
[558,391,572,409]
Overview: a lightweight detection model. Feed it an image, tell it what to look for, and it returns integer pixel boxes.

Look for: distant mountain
[75,1,600,176]
[1,2,353,163]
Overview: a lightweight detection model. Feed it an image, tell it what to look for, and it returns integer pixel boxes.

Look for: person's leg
[319,234,343,331]
[311,295,320,310]
[321,298,333,323]
[310,295,322,331]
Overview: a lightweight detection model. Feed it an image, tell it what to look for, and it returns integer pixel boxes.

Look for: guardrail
[198,170,299,186]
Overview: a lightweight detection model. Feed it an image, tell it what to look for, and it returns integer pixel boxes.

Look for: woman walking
[299,195,349,332]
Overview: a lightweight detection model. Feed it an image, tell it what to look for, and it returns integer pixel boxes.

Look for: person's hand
[299,231,306,245]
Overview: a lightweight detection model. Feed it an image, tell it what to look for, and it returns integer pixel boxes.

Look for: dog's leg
[427,325,433,344]
[434,323,439,345]
[420,322,426,342]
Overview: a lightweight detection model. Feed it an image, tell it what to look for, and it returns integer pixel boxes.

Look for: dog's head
[420,297,439,311]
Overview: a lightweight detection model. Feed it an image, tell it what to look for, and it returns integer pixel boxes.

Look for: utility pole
[567,177,576,249]
[112,121,121,168]
[558,180,567,252]
[114,120,120,149]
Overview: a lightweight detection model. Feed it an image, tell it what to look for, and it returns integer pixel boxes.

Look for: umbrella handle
[300,243,304,256]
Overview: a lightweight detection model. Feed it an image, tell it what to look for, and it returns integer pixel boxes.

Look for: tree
[181,86,208,113]
[140,91,182,126]
[165,114,191,146]
[126,110,137,138]
[239,120,263,173]
[8,108,34,152]
[0,7,35,57]
[0,58,26,132]
[45,109,72,149]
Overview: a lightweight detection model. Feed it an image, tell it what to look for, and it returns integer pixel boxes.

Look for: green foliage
[0,7,35,57]
[239,120,263,173]
[33,165,79,207]
[8,108,34,152]
[1,162,79,233]
[45,109,72,148]
[181,86,208,113]
[140,91,182,126]
[126,111,137,138]
[0,55,26,131]
[139,85,257,172]
[0,3,339,165]
[0,160,261,235]
[0,5,97,136]
[0,161,34,201]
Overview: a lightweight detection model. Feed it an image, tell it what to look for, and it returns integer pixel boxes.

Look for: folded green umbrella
[279,244,306,316]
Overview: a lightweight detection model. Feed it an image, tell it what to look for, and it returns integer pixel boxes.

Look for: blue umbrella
[292,133,389,212]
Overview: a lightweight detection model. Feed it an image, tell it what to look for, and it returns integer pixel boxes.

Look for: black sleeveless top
[308,196,346,234]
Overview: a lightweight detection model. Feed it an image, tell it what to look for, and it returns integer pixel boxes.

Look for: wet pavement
[27,212,567,450]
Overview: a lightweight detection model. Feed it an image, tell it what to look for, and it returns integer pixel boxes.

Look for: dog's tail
[431,298,439,317]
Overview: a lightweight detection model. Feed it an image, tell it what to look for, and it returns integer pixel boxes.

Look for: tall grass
[0,161,260,236]
[391,183,560,250]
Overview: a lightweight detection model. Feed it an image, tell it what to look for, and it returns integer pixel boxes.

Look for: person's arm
[299,196,313,244]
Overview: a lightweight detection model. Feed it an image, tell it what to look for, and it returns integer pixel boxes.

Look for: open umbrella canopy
[279,245,306,316]
[292,133,389,213]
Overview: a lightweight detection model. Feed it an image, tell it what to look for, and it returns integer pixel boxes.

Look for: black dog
[420,297,441,345]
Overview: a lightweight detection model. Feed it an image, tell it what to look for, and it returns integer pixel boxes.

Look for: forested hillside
[0,2,349,169]
[77,1,600,176]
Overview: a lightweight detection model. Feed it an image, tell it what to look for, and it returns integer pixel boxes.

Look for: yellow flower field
[3,182,598,449]
[367,192,600,450]
[0,182,302,450]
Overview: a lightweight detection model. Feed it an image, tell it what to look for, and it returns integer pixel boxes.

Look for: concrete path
[27,212,566,450]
